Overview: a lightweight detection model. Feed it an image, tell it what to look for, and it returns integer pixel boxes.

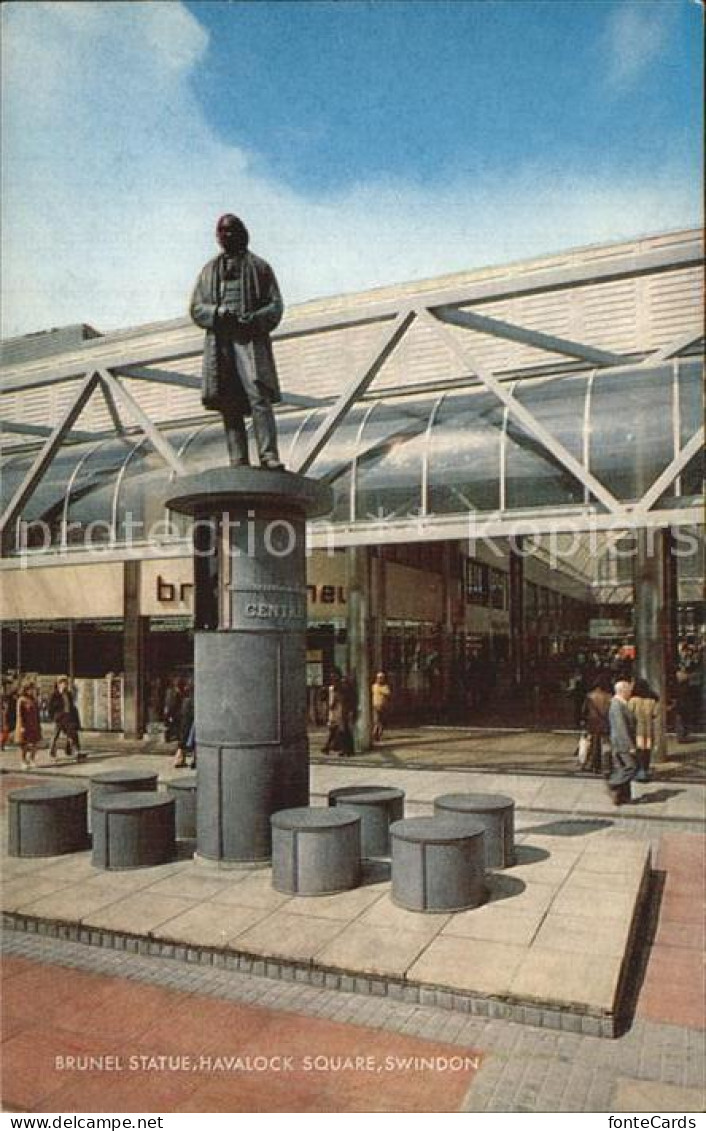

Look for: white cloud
[602,1,672,90]
[0,1,700,339]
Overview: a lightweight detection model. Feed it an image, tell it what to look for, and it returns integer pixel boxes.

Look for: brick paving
[637,833,706,1032]
[1,947,482,1112]
[1,929,704,1113]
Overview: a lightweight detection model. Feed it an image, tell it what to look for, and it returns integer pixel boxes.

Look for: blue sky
[184,0,702,192]
[1,0,702,337]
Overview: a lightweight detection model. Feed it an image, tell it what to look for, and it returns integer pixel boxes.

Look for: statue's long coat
[189,251,283,416]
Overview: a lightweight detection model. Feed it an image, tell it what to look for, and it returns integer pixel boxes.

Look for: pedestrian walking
[629,678,659,782]
[567,668,587,730]
[607,679,637,806]
[580,674,613,775]
[1,680,18,750]
[15,681,42,767]
[163,678,184,744]
[48,676,83,760]
[173,684,195,768]
[322,670,354,756]
[674,666,691,742]
[371,671,392,742]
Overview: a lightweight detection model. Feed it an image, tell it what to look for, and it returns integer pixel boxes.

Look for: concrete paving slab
[441,907,543,947]
[630,798,669,818]
[80,869,167,895]
[234,910,348,961]
[142,871,248,902]
[565,867,647,893]
[15,884,125,921]
[575,843,650,876]
[510,948,622,1011]
[486,876,557,916]
[1,856,58,879]
[316,922,431,978]
[516,834,590,857]
[155,901,272,947]
[109,857,194,878]
[18,854,96,882]
[408,937,528,997]
[549,884,637,921]
[77,874,171,903]
[82,892,197,933]
[501,858,575,888]
[662,793,706,820]
[207,871,291,911]
[578,792,627,814]
[2,874,85,912]
[533,913,631,958]
[357,893,450,941]
[282,884,388,922]
[532,781,588,809]
[586,833,652,854]
[614,1078,706,1113]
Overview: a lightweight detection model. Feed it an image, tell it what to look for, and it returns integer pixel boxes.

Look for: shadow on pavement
[520,818,614,837]
[615,868,667,1038]
[633,789,685,805]
[361,859,392,886]
[512,844,551,865]
[486,874,527,902]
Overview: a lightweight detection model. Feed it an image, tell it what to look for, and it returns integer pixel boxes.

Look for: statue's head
[216,214,249,255]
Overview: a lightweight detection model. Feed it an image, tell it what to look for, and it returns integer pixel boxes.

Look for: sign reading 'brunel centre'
[156,575,346,606]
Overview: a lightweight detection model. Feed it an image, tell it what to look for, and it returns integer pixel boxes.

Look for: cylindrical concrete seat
[166,775,197,839]
[327,785,405,857]
[90,770,159,803]
[8,784,89,858]
[271,806,361,895]
[434,792,515,868]
[390,816,486,913]
[92,792,175,870]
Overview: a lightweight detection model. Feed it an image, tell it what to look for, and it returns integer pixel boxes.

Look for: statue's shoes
[229,458,251,468]
[260,459,284,471]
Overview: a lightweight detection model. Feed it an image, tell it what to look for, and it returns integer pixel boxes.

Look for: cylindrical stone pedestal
[167,775,197,839]
[390,816,487,913]
[92,793,176,870]
[434,793,515,868]
[271,807,361,895]
[90,770,158,803]
[328,785,405,857]
[167,468,332,865]
[8,785,89,857]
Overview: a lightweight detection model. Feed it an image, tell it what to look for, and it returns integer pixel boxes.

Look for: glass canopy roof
[2,358,702,553]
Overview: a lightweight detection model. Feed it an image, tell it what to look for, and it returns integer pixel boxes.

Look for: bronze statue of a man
[190,214,284,469]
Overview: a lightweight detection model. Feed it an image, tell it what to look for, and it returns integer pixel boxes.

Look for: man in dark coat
[190,214,284,469]
[48,676,83,760]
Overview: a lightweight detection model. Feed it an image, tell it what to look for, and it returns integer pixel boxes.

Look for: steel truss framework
[1,240,703,560]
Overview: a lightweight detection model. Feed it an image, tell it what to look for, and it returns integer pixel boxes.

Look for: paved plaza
[1,730,704,1112]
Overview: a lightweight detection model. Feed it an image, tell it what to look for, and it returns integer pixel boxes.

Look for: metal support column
[634,528,670,759]
[370,548,385,679]
[663,528,679,689]
[440,542,455,715]
[509,539,525,687]
[347,545,372,754]
[123,561,145,740]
